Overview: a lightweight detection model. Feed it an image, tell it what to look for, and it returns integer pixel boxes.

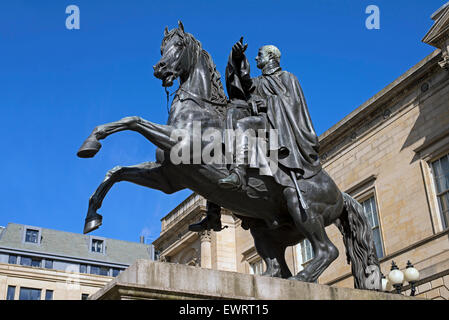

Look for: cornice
[159,231,199,258]
[414,125,449,154]
[155,206,205,244]
[423,3,449,47]
[0,262,112,286]
[153,211,205,253]
[0,246,129,268]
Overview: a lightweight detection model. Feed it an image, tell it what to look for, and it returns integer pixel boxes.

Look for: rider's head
[256,45,281,69]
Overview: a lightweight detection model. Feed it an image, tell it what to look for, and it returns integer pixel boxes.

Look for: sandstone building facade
[153,3,449,300]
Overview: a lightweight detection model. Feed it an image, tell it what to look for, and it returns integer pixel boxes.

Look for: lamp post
[404,260,420,296]
[388,261,404,294]
[386,260,420,295]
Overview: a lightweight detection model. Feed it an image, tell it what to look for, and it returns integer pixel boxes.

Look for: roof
[0,223,152,266]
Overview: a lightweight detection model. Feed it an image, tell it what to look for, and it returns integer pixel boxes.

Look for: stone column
[200,230,212,269]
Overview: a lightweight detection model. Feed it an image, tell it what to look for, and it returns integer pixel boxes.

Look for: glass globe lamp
[404,261,419,296]
[388,261,404,294]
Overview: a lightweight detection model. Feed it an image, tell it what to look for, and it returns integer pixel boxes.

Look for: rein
[163,86,227,115]
[164,86,176,114]
[177,87,228,107]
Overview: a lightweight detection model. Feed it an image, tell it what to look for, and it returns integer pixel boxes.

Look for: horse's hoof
[262,270,282,278]
[288,273,308,282]
[77,137,102,158]
[83,213,103,234]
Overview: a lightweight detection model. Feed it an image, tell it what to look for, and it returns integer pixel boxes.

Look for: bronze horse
[77,22,381,290]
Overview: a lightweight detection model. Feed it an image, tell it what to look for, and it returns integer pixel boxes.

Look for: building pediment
[423,2,449,48]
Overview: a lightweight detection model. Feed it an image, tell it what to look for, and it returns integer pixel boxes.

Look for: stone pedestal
[90,259,419,300]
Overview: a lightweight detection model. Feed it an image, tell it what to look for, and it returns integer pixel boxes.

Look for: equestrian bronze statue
[77,21,381,290]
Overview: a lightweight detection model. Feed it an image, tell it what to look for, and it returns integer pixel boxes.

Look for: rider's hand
[232,37,248,60]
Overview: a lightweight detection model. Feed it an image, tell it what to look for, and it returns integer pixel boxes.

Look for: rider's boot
[188,202,222,232]
[218,133,248,190]
[217,165,247,190]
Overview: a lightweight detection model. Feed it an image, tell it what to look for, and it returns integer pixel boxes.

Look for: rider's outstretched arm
[225,38,255,101]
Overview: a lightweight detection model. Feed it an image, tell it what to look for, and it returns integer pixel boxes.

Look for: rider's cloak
[226,52,322,186]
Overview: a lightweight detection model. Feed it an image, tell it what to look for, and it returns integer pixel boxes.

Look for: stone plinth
[90,259,419,300]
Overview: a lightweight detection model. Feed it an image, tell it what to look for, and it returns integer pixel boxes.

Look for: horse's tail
[335,192,381,290]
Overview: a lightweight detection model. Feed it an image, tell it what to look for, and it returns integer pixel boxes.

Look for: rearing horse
[77,21,381,290]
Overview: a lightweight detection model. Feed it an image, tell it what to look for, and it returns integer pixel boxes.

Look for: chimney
[140,236,145,244]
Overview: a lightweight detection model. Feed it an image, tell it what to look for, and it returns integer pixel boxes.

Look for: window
[361,196,384,258]
[20,256,42,268]
[8,254,17,264]
[300,239,314,263]
[249,260,264,275]
[91,239,104,253]
[90,265,100,275]
[99,267,109,276]
[80,264,87,274]
[45,259,53,269]
[25,229,39,243]
[296,239,314,271]
[112,268,121,277]
[81,293,89,300]
[31,258,42,268]
[431,154,449,229]
[6,286,15,300]
[45,290,53,300]
[19,288,42,300]
[20,256,31,266]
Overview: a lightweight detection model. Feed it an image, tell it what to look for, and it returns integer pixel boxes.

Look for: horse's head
[153,21,200,87]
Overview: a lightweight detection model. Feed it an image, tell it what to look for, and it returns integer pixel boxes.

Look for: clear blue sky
[0,0,444,244]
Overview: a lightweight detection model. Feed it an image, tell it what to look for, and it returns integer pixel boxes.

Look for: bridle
[162,34,228,113]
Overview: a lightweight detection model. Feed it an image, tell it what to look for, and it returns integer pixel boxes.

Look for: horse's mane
[162,28,228,115]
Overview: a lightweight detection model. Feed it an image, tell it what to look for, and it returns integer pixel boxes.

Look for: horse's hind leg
[283,187,339,282]
[250,226,292,279]
[84,162,183,234]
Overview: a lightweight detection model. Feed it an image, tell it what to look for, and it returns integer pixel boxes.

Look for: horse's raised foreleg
[84,161,183,234]
[78,117,176,158]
